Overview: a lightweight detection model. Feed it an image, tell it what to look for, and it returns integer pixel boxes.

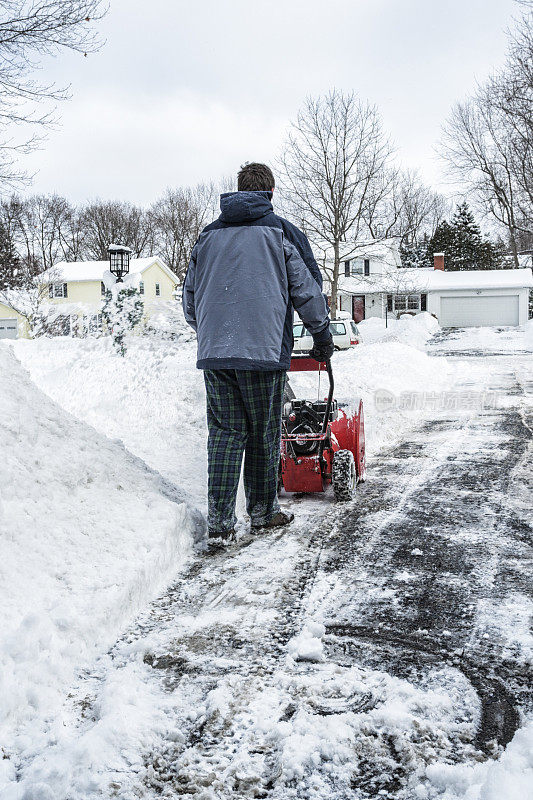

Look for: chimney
[434,252,445,271]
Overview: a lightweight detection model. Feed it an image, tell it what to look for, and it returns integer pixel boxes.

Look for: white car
[293,318,361,353]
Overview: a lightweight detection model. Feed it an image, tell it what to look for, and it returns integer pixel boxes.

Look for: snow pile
[14,331,451,487]
[289,339,451,456]
[425,718,533,799]
[14,335,207,506]
[286,619,326,663]
[0,344,204,786]
[357,311,439,350]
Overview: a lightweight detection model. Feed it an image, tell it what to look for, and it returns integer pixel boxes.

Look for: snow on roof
[326,239,402,269]
[339,268,533,294]
[42,256,179,284]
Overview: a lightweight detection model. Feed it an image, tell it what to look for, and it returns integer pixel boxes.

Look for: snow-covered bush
[101,285,144,356]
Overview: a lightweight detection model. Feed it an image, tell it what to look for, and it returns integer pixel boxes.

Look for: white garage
[338,265,533,329]
[439,294,520,328]
[0,318,18,339]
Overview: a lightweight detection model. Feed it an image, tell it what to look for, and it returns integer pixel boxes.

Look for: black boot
[252,511,294,531]
[208,528,235,543]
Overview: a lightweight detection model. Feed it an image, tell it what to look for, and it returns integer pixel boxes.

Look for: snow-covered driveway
[5,326,532,799]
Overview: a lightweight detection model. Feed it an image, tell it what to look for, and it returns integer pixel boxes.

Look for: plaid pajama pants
[203,369,286,533]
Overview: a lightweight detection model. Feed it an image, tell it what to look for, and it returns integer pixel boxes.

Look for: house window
[344,260,350,277]
[139,281,144,295]
[155,283,160,296]
[364,258,370,276]
[51,283,68,298]
[393,294,421,312]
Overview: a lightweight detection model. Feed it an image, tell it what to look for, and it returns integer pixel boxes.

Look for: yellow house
[40,256,180,336]
[0,299,30,339]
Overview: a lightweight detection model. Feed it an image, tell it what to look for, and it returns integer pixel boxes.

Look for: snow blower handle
[320,359,334,437]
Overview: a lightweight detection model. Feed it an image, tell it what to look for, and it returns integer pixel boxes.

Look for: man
[183,162,333,542]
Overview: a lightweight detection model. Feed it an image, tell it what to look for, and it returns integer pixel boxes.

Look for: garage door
[440,295,519,328]
[0,318,18,339]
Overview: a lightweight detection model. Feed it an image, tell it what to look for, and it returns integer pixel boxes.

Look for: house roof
[42,256,180,285]
[339,268,533,294]
[327,239,402,269]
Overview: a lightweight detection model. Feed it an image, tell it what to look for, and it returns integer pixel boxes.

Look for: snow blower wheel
[332,449,356,501]
[280,356,366,499]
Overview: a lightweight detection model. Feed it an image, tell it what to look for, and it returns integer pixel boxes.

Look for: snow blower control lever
[280,356,366,501]
[318,359,334,460]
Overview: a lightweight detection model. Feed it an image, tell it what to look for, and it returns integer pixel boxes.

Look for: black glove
[309,335,334,362]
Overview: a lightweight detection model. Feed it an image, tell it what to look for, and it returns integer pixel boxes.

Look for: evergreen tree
[400,238,430,269]
[450,202,482,270]
[427,220,455,266]
[0,221,21,290]
[426,203,508,270]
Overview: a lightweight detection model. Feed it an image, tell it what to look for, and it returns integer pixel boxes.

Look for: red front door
[352,295,365,322]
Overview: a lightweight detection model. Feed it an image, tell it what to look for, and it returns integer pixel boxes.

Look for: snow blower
[280,357,366,500]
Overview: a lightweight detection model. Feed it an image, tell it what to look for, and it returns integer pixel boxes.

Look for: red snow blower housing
[280,357,366,500]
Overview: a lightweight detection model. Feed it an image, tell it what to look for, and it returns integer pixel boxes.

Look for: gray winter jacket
[182,191,330,371]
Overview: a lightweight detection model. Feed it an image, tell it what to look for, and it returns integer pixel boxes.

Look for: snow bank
[13,335,207,506]
[14,332,451,483]
[289,339,451,457]
[0,345,205,784]
[357,311,439,350]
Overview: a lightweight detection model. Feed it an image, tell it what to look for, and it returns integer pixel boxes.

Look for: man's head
[237,162,275,192]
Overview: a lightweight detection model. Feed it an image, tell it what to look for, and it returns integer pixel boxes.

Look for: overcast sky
[19,0,518,205]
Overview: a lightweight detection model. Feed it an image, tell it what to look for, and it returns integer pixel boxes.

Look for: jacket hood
[219,191,273,223]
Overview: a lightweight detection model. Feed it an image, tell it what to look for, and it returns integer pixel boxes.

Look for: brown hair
[237,162,275,191]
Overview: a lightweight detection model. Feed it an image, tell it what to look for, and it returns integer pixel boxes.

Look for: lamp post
[108,243,132,283]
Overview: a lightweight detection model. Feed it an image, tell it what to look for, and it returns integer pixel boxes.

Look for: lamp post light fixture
[108,243,132,283]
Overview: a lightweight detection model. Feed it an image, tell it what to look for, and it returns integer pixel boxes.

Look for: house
[0,298,30,339]
[39,255,180,337]
[338,247,533,328]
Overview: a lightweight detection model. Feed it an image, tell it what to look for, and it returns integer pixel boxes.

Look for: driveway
[18,328,533,798]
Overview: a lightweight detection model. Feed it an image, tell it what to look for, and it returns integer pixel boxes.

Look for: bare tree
[80,200,152,259]
[0,0,106,186]
[150,181,229,282]
[440,4,532,266]
[492,7,533,226]
[386,170,450,247]
[278,90,395,316]
[441,97,524,267]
